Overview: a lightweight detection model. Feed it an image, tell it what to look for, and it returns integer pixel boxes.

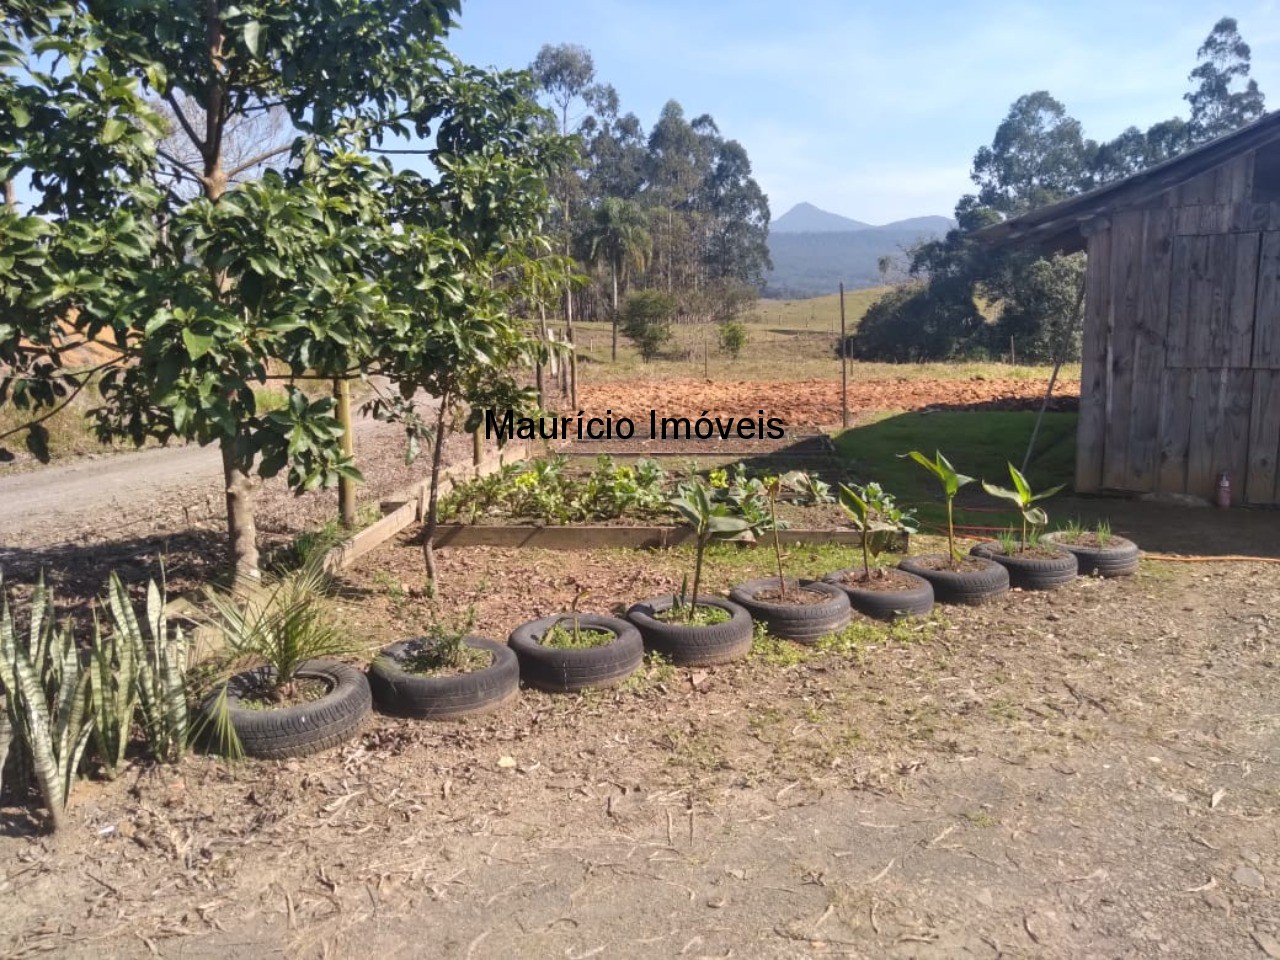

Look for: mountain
[764,204,955,299]
[771,202,871,233]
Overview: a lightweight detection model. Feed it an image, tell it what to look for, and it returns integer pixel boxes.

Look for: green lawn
[833,411,1078,535]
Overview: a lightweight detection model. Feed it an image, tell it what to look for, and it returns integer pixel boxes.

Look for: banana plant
[0,579,92,832]
[981,463,1065,550]
[669,480,752,619]
[902,450,974,566]
[109,574,188,764]
[839,482,918,579]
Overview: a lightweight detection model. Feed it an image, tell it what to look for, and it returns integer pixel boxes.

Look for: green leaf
[243,19,262,55]
[101,118,126,145]
[1007,463,1032,501]
[182,328,216,360]
[25,424,50,462]
[981,481,1020,506]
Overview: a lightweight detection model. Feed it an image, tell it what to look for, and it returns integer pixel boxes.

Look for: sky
[444,0,1280,225]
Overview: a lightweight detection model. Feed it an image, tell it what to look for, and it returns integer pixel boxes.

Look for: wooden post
[839,283,849,430]
[703,326,709,378]
[1010,336,1017,366]
[335,377,356,528]
[473,425,483,472]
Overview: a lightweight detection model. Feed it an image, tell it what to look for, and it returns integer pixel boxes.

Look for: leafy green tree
[993,253,1087,364]
[586,198,651,360]
[1186,17,1266,144]
[621,290,675,361]
[971,91,1090,215]
[0,1,558,579]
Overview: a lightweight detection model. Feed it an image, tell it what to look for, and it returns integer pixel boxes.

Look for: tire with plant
[204,659,371,760]
[970,542,1078,590]
[368,637,519,720]
[898,555,1010,605]
[626,596,753,666]
[728,578,851,643]
[822,568,934,621]
[1041,531,1140,577]
[508,614,644,692]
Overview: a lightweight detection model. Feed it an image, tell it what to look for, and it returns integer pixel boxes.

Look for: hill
[771,202,870,233]
[764,205,954,299]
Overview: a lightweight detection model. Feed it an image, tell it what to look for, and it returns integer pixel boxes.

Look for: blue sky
[446,0,1280,224]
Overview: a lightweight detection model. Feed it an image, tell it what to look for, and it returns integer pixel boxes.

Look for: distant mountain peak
[772,203,871,234]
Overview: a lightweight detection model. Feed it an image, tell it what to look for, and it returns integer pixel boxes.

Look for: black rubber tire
[1041,531,1140,577]
[368,637,519,720]
[898,554,1010,606]
[728,578,851,644]
[205,659,371,760]
[970,543,1078,591]
[821,568,934,621]
[626,596,754,666]
[508,614,644,692]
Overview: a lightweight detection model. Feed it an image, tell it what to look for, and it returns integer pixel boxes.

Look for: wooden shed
[981,111,1280,505]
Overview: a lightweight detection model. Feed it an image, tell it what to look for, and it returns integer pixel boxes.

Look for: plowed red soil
[579,376,1080,428]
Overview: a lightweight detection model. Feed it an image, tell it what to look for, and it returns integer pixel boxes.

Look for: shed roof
[976,110,1280,252]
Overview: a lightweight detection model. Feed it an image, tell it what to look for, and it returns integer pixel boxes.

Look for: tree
[0,1,560,579]
[993,253,1087,364]
[971,92,1090,215]
[620,290,674,361]
[1186,17,1266,144]
[586,198,651,360]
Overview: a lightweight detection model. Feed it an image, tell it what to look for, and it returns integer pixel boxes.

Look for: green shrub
[621,290,675,361]
[717,320,748,359]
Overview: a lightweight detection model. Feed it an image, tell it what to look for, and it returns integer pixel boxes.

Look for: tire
[970,543,1078,591]
[821,568,934,621]
[898,554,1010,606]
[508,614,644,692]
[204,659,371,760]
[1042,531,1140,577]
[368,637,519,720]
[728,578,851,644]
[626,596,754,666]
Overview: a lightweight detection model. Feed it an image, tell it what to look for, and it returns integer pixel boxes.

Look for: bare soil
[838,568,923,592]
[2,534,1277,960]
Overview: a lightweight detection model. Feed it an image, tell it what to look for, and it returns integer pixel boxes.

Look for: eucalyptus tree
[0,1,562,579]
[1186,17,1266,144]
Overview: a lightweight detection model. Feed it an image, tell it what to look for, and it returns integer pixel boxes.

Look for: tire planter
[508,614,644,692]
[728,578,851,644]
[898,554,1010,606]
[970,542,1078,591]
[368,636,519,720]
[626,596,753,666]
[821,568,934,621]
[203,659,371,760]
[1041,531,1141,578]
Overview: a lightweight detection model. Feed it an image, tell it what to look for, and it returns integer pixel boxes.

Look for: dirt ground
[3,374,1278,960]
[2,531,1277,960]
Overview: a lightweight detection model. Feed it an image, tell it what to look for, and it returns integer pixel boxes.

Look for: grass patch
[833,410,1077,530]
[540,623,615,649]
[657,603,732,626]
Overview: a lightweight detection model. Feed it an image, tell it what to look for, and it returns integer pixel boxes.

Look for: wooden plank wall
[1077,147,1280,504]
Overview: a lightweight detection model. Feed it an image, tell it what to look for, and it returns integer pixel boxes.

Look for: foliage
[902,450,974,566]
[838,482,918,579]
[118,576,189,764]
[86,603,139,780]
[790,471,834,506]
[1186,17,1266,144]
[0,579,92,831]
[1,2,565,580]
[971,91,1090,216]
[981,462,1064,549]
[992,253,1087,364]
[847,280,990,362]
[389,606,484,675]
[762,472,808,599]
[717,320,748,359]
[668,479,753,617]
[445,455,667,525]
[202,558,354,699]
[620,290,676,360]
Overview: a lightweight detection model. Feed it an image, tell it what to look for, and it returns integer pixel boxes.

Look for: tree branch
[0,359,122,444]
[224,143,294,180]
[163,90,206,153]
[156,147,205,184]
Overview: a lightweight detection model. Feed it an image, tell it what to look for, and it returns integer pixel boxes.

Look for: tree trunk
[420,392,451,586]
[221,440,260,581]
[3,180,14,211]
[610,260,619,361]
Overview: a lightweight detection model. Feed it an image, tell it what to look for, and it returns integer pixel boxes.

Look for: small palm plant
[981,463,1064,551]
[202,557,356,704]
[902,450,974,567]
[839,482,918,580]
[669,479,752,619]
